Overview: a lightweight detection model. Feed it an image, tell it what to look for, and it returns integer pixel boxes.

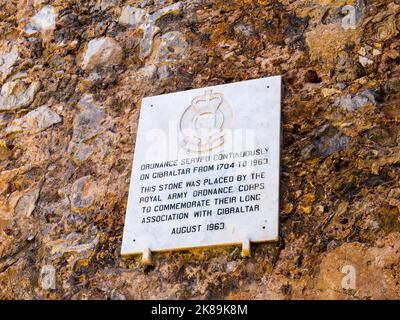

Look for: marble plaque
[121,76,281,257]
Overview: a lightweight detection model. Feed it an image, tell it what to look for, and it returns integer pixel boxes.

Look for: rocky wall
[0,0,399,299]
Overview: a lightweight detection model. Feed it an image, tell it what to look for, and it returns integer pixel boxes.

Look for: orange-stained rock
[1,0,400,300]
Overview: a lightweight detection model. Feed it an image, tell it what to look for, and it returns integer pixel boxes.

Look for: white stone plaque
[122,76,281,259]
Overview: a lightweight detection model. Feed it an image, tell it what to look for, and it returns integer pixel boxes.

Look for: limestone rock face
[118,2,183,60]
[70,176,95,213]
[1,0,400,300]
[155,31,188,65]
[0,43,19,83]
[24,5,58,36]
[316,233,400,299]
[67,94,106,163]
[334,90,379,112]
[5,105,61,135]
[119,6,146,26]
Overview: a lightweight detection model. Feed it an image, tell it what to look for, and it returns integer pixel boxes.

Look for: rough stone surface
[81,37,123,71]
[118,2,183,60]
[67,94,106,163]
[23,5,58,37]
[1,0,400,300]
[0,43,19,83]
[334,89,379,112]
[70,176,95,213]
[119,5,146,26]
[40,265,57,290]
[4,105,61,135]
[316,233,400,299]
